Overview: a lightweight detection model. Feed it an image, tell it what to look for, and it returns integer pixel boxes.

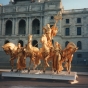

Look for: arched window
[77,41,82,50]
[32,40,38,47]
[4,40,10,44]
[18,40,24,47]
[5,20,12,35]
[65,41,69,47]
[32,19,40,34]
[18,19,26,35]
[51,16,54,20]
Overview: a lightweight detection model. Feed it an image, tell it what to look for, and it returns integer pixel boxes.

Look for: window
[4,40,10,44]
[77,18,81,23]
[77,54,82,58]
[66,19,69,24]
[32,19,40,34]
[51,16,54,20]
[65,28,70,36]
[50,25,53,27]
[77,27,81,35]
[77,41,82,50]
[32,40,38,47]
[18,40,24,47]
[65,41,69,47]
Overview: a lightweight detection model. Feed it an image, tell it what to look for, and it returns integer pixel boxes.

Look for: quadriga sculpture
[61,42,78,74]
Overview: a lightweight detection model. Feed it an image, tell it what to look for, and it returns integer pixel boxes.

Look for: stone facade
[0,0,88,66]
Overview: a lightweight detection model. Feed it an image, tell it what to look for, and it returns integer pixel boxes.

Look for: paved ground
[0,69,88,88]
[0,72,88,88]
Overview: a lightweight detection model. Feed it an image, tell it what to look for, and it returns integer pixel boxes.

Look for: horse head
[2,43,17,55]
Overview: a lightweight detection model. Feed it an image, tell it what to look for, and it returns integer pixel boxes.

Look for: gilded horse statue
[26,35,41,72]
[40,34,52,72]
[2,43,18,71]
[61,42,78,74]
[2,42,27,72]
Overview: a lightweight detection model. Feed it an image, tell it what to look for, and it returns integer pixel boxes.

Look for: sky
[0,0,88,10]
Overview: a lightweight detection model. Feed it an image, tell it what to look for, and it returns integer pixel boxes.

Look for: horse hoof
[54,70,56,72]
[28,69,30,73]
[11,69,13,72]
[15,70,18,73]
[68,72,70,74]
[43,70,45,73]
[57,71,60,74]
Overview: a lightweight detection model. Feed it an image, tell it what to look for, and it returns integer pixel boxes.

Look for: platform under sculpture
[2,70,77,81]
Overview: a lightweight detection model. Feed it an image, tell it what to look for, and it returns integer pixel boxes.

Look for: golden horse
[2,43,18,71]
[61,42,78,74]
[26,35,41,72]
[2,43,27,72]
[40,34,53,72]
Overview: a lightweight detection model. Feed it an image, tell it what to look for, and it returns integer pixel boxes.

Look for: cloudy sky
[0,0,88,10]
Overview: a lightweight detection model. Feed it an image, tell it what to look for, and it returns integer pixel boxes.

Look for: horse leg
[52,57,54,71]
[45,55,50,67]
[42,54,45,73]
[52,58,56,72]
[57,55,60,74]
[68,60,71,74]
[15,57,20,72]
[58,55,63,73]
[32,56,37,70]
[9,57,14,72]
[64,61,68,71]
[28,58,31,73]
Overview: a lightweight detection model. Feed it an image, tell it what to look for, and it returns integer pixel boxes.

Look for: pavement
[77,72,88,75]
[0,69,88,88]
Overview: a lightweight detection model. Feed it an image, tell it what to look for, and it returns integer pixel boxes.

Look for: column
[59,20,61,34]
[29,17,32,34]
[2,19,5,35]
[12,18,15,35]
[40,16,43,34]
[15,18,18,35]
[0,19,1,35]
[26,17,29,34]
[57,19,61,35]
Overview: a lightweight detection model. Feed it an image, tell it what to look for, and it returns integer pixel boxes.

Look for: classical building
[0,0,88,67]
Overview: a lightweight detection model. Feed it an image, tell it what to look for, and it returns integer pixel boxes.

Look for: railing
[63,8,88,13]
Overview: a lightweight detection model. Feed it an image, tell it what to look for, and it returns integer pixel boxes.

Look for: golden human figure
[43,24,52,41]
[16,43,26,71]
[53,42,62,73]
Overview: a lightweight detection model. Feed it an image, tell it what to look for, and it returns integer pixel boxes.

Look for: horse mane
[66,42,77,49]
